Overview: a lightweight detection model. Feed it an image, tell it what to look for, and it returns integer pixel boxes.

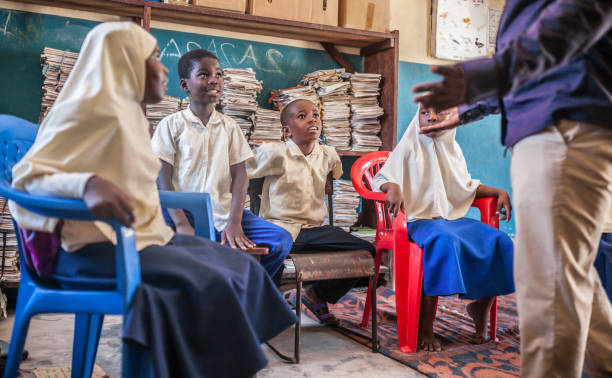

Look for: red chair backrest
[351,151,393,239]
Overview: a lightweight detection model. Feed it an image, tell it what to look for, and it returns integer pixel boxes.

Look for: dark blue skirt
[53,234,297,378]
[407,218,515,300]
[595,233,612,301]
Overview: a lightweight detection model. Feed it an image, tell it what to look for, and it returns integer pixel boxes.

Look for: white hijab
[372,111,480,221]
[9,22,173,249]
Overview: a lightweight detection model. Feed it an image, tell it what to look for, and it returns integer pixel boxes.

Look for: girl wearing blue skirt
[373,106,514,351]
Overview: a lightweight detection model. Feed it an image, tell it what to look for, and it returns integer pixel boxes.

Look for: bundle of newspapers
[347,73,384,151]
[219,68,262,137]
[250,108,283,148]
[146,95,180,132]
[269,86,319,111]
[331,179,361,231]
[302,69,351,149]
[40,47,79,122]
[0,198,20,287]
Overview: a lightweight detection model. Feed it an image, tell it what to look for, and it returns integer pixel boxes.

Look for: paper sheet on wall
[431,0,505,61]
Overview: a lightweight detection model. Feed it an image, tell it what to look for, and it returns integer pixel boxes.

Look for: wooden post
[321,43,356,74]
[142,5,151,31]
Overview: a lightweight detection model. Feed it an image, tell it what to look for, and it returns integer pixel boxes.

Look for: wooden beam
[321,43,356,73]
[142,5,151,31]
[360,38,395,57]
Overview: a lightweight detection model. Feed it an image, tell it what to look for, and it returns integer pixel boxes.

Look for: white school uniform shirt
[246,139,343,240]
[372,112,480,221]
[151,108,253,231]
[9,22,174,252]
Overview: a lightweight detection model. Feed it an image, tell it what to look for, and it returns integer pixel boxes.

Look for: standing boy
[152,49,292,280]
[247,99,376,325]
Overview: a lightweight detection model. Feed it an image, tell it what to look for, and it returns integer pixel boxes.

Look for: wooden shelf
[18,0,395,49]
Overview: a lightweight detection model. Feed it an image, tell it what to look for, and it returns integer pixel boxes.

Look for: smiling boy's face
[180,56,223,105]
[282,100,322,144]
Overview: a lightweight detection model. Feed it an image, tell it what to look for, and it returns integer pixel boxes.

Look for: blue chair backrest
[0,115,38,187]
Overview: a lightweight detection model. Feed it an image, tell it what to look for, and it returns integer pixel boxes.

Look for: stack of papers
[180,97,190,110]
[250,108,283,148]
[0,198,20,287]
[331,179,361,231]
[302,69,351,149]
[270,86,319,111]
[347,73,384,152]
[40,47,79,121]
[219,68,262,137]
[146,95,180,132]
[350,226,377,244]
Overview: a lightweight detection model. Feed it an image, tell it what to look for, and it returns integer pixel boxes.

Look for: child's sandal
[301,295,339,326]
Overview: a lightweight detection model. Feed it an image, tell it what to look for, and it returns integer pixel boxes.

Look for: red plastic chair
[351,151,498,353]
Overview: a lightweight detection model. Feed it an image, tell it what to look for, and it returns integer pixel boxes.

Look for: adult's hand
[83,176,135,226]
[412,65,468,111]
[420,107,461,136]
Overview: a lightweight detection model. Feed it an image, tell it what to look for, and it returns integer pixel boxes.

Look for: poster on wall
[430,0,505,61]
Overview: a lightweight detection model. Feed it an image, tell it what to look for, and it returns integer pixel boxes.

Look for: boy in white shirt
[247,99,376,325]
[152,49,292,281]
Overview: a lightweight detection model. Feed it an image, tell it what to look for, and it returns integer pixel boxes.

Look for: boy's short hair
[280,99,314,126]
[178,49,220,79]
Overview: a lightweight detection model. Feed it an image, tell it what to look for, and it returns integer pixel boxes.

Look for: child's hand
[496,189,512,222]
[175,223,195,236]
[221,222,256,250]
[384,183,405,218]
[83,176,135,226]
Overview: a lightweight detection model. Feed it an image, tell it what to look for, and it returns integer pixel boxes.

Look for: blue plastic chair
[0,115,216,377]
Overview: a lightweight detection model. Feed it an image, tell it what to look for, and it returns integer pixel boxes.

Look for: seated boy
[247,99,376,325]
[373,105,515,351]
[151,49,292,281]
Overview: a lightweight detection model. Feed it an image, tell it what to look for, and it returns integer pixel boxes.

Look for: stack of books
[180,97,190,111]
[40,47,79,122]
[302,69,351,149]
[146,95,181,132]
[347,73,384,152]
[269,86,319,111]
[219,68,262,137]
[0,198,20,288]
[250,108,283,148]
[331,179,361,231]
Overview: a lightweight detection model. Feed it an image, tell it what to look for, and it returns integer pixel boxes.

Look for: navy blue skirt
[407,218,515,300]
[54,234,297,378]
[595,233,612,301]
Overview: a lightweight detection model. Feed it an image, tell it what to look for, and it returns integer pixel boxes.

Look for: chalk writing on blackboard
[160,37,285,76]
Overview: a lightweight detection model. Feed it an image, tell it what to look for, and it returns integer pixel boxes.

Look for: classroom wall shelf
[18,0,398,225]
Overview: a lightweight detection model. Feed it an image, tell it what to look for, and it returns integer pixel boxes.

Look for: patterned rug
[294,288,520,377]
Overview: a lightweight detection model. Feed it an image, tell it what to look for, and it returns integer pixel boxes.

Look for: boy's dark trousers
[289,225,376,303]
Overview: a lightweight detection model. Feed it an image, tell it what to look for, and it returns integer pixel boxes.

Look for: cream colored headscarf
[372,111,480,221]
[9,22,173,251]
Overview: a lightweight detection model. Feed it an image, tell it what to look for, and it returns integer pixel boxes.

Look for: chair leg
[361,249,385,328]
[294,279,302,364]
[72,313,104,378]
[395,242,424,353]
[3,309,32,378]
[489,297,498,341]
[370,275,378,353]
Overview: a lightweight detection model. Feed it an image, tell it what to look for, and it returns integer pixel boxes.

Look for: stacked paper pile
[347,73,384,152]
[0,198,19,287]
[40,47,79,121]
[270,86,319,111]
[350,226,376,244]
[219,68,262,137]
[180,97,190,110]
[302,69,351,149]
[331,180,361,231]
[146,96,180,132]
[250,108,282,148]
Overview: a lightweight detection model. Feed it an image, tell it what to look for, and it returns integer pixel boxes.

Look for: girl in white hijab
[10,22,295,377]
[373,106,514,351]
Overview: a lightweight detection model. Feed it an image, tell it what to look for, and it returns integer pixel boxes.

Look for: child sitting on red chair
[373,106,515,351]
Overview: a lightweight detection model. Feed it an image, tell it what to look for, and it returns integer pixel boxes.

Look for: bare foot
[418,295,442,351]
[466,298,493,344]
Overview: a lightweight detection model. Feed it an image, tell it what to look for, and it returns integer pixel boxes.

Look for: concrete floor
[0,304,424,377]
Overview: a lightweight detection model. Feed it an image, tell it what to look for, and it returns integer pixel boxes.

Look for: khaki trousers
[511,120,612,378]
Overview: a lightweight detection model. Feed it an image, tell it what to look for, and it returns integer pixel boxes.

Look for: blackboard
[0,8,363,123]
